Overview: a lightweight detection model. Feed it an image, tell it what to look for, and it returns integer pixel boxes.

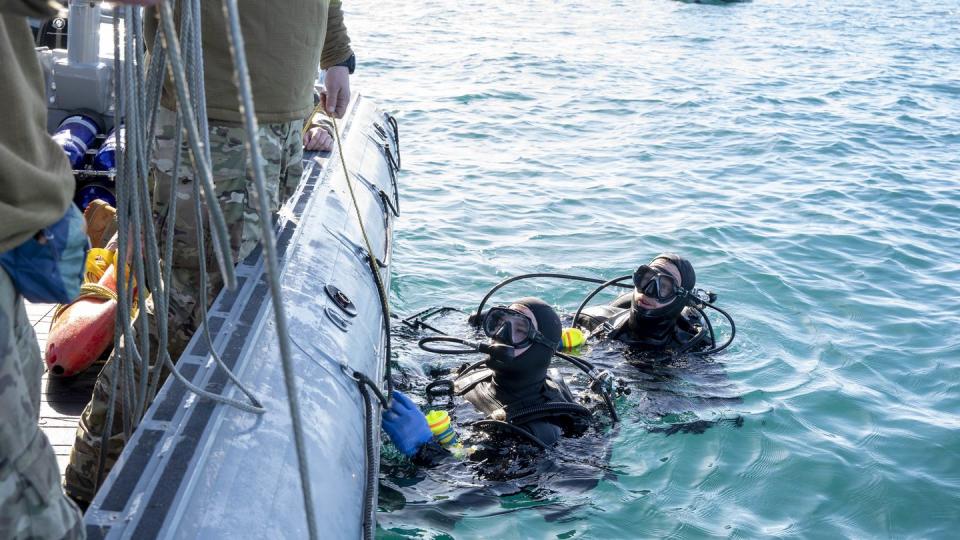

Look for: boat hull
[83,94,399,539]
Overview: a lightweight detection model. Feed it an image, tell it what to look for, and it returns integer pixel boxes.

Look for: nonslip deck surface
[27,301,100,480]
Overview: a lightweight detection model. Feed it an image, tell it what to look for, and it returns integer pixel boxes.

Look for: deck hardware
[325,284,358,317]
[324,306,351,332]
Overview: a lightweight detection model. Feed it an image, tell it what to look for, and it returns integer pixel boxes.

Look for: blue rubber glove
[381,391,433,457]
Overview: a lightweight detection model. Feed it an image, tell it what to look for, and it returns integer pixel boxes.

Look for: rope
[329,115,394,400]
[96,7,125,491]
[356,380,378,540]
[219,0,316,536]
[329,113,398,540]
[95,0,270,446]
[51,283,126,321]
[157,0,237,290]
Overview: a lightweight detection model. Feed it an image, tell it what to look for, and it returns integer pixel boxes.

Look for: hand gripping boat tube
[83,95,401,539]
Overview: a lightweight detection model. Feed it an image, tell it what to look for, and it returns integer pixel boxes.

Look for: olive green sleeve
[319,0,353,70]
[0,0,62,18]
[0,8,74,252]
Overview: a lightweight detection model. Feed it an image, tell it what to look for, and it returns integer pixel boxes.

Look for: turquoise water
[347,0,960,537]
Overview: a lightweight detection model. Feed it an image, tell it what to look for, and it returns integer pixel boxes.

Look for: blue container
[52,114,101,169]
[93,126,124,171]
[74,183,116,211]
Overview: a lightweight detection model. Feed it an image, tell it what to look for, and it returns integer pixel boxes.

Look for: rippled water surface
[346,0,960,537]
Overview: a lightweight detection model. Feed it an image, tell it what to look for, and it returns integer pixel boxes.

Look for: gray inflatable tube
[83,94,399,539]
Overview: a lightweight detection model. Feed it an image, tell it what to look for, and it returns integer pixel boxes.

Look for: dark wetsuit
[576,292,712,354]
[410,368,590,467]
[454,367,587,446]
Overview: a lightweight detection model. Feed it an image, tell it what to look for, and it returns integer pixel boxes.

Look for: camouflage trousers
[1,270,84,539]
[64,107,304,505]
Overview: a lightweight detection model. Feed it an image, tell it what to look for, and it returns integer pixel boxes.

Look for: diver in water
[382,297,595,463]
[575,253,712,355]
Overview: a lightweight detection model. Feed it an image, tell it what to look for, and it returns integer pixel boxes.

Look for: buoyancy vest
[453,366,591,447]
[578,297,712,354]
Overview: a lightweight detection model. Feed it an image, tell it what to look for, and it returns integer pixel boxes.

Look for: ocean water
[346,0,960,537]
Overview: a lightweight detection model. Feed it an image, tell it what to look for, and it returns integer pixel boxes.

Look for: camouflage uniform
[1,270,84,539]
[64,107,304,505]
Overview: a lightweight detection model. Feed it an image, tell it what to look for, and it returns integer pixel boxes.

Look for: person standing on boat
[383,298,595,464]
[0,0,152,538]
[65,0,356,507]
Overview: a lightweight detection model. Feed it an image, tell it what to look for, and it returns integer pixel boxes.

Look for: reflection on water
[349,0,960,536]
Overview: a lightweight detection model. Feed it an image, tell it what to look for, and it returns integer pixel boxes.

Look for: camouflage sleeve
[0,0,62,18]
[320,0,353,70]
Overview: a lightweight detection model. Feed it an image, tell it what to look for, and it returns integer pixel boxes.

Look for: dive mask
[633,264,687,302]
[482,306,559,350]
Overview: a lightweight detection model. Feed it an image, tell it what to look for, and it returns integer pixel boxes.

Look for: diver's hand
[321,66,350,118]
[381,391,433,457]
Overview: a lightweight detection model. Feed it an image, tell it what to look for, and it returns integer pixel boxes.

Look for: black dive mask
[482,300,562,398]
[482,307,559,353]
[627,255,695,342]
[633,265,688,302]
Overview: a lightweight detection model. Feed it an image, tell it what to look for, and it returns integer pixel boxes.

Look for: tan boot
[83,199,117,249]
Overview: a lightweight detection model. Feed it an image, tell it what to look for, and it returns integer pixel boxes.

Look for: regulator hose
[506,402,592,425]
[687,300,736,356]
[472,420,548,448]
[471,272,632,327]
[572,274,634,331]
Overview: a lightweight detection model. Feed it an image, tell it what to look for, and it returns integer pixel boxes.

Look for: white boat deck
[27,301,101,479]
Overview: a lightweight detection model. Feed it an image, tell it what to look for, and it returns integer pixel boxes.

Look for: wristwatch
[334,53,356,75]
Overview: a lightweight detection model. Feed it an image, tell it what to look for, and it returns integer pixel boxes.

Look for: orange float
[44,249,136,377]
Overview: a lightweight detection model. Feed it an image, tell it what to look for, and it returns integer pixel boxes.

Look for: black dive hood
[486,297,562,400]
[628,253,696,342]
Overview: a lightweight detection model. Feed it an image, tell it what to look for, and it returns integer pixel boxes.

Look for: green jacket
[147,0,353,124]
[0,0,73,254]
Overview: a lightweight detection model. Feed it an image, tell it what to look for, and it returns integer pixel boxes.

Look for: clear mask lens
[482,307,534,347]
[634,265,679,302]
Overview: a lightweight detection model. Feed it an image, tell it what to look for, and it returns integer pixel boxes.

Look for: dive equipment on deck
[45,248,123,377]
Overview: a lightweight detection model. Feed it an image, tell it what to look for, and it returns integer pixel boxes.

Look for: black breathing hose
[471,272,633,327]
[572,274,634,330]
[687,300,736,356]
[507,402,593,423]
[472,420,548,448]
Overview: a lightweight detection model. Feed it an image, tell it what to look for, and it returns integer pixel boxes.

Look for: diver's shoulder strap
[576,304,625,333]
[453,367,493,396]
[605,309,632,339]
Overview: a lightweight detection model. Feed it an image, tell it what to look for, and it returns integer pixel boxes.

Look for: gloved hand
[381,391,433,457]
